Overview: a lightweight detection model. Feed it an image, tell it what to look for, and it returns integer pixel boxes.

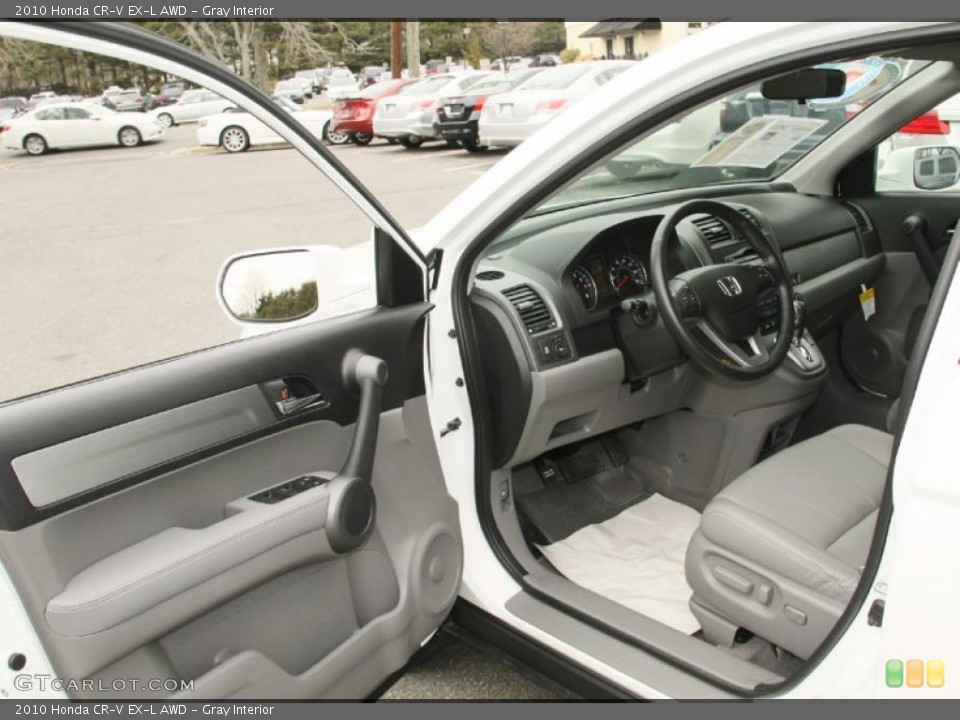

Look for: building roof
[580,20,662,38]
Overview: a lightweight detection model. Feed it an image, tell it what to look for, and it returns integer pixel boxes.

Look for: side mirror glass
[219,250,318,322]
[913,146,960,190]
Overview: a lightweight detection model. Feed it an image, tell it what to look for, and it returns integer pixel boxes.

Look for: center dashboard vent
[691,215,733,245]
[502,284,556,334]
[476,270,505,281]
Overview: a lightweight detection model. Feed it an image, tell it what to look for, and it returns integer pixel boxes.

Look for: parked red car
[330,78,420,145]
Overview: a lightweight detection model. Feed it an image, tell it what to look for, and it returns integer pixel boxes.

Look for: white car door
[0,20,462,704]
[30,107,71,146]
[63,106,112,145]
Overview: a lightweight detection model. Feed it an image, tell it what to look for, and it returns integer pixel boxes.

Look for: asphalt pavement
[0,123,507,402]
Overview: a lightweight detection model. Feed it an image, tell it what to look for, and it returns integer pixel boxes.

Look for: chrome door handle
[276,393,327,416]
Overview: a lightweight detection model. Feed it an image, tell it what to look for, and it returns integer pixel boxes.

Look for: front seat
[685,424,892,659]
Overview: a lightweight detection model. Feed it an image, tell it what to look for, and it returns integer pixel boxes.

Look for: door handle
[275,393,327,416]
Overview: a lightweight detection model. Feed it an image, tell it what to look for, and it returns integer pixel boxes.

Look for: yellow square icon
[906,659,924,688]
[927,660,945,688]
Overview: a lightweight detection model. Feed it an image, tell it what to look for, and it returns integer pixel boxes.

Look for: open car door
[0,21,461,700]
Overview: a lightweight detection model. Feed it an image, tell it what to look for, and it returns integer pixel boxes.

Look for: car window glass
[64,108,91,120]
[0,40,380,404]
[36,107,64,120]
[874,93,960,194]
[533,55,932,213]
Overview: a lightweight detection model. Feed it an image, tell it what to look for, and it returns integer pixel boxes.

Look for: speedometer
[570,265,598,310]
[609,254,648,298]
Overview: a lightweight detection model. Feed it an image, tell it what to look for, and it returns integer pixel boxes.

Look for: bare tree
[475,22,539,65]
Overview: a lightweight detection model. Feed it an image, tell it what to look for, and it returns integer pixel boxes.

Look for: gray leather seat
[685,424,893,659]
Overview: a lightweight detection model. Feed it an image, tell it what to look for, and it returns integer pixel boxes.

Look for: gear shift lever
[792,293,806,347]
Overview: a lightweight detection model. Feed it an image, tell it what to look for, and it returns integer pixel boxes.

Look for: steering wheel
[650,200,795,381]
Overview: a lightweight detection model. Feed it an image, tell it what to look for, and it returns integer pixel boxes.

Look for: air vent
[691,215,733,245]
[841,201,872,235]
[502,284,556,335]
[476,270,505,281]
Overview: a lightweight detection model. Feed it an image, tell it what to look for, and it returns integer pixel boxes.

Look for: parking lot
[0,124,509,402]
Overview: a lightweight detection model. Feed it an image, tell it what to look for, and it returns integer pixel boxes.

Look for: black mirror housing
[761,68,846,102]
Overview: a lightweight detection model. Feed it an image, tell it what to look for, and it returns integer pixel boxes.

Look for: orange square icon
[906,659,924,688]
[927,660,945,688]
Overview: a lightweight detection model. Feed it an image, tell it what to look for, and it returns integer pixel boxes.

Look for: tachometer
[609,254,648,297]
[570,265,598,310]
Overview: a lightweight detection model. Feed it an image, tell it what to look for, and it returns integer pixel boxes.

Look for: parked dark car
[529,54,562,67]
[331,78,420,144]
[272,79,306,105]
[433,69,540,152]
[105,89,154,112]
[153,81,188,107]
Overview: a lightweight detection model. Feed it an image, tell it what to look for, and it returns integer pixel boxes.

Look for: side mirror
[913,146,960,190]
[219,250,319,322]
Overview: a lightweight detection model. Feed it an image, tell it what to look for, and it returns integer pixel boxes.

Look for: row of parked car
[328,61,634,153]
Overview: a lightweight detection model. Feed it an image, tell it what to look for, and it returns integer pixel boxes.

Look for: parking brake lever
[325,351,389,554]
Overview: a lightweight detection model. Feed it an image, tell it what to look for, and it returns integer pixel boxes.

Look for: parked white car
[325,73,361,102]
[604,102,723,179]
[1,102,163,155]
[373,72,492,148]
[478,61,634,148]
[149,89,234,128]
[196,96,334,153]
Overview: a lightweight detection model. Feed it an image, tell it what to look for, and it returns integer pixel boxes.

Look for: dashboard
[468,188,885,469]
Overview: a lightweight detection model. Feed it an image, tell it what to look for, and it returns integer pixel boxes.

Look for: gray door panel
[0,305,462,699]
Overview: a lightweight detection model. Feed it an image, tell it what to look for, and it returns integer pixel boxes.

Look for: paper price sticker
[860,284,876,321]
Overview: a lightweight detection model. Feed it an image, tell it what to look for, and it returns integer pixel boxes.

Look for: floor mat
[538,493,702,635]
[515,438,650,544]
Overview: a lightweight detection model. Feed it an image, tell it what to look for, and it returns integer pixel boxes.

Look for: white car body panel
[326,78,361,102]
[149,90,234,125]
[478,62,633,148]
[196,107,333,149]
[1,103,163,152]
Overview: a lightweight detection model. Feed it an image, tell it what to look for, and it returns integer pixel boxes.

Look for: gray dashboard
[468,188,884,468]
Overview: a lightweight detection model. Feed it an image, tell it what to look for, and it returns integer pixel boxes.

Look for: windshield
[519,65,591,91]
[533,55,931,214]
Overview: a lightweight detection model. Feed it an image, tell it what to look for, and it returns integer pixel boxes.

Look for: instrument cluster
[569,254,650,311]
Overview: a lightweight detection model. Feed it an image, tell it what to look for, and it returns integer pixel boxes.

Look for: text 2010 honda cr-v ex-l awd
[2,20,959,700]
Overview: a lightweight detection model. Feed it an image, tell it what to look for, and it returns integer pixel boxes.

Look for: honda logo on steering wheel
[717,276,743,297]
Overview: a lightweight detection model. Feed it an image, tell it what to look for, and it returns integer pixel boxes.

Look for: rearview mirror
[219,250,319,322]
[913,146,960,190]
[761,69,846,102]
